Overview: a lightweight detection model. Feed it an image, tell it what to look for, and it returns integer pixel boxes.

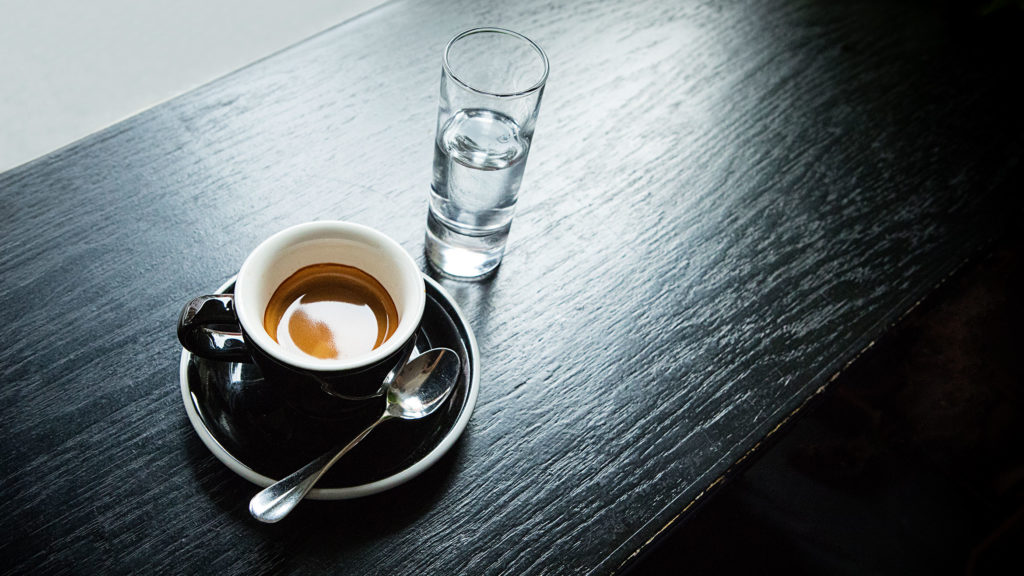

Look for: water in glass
[426,108,529,277]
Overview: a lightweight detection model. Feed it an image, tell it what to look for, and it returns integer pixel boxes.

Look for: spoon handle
[249,413,391,523]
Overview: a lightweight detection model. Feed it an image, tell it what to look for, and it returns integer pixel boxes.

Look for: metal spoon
[249,348,461,523]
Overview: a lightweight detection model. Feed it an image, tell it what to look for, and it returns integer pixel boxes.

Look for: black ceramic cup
[178,221,425,417]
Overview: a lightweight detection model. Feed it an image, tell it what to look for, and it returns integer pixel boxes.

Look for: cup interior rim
[233,221,425,372]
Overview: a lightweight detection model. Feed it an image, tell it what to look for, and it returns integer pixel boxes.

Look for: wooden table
[1,0,1019,573]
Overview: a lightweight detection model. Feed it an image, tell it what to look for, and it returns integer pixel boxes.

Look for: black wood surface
[1,0,1020,574]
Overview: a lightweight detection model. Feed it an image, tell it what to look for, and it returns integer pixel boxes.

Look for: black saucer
[179,275,479,499]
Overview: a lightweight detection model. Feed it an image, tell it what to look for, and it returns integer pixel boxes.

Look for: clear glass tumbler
[425,28,549,278]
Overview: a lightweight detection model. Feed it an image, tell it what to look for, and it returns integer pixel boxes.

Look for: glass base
[425,211,509,279]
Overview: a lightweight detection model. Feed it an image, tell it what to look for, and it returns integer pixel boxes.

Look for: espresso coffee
[263,263,399,360]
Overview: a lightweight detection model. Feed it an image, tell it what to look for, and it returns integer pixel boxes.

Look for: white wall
[0,0,389,173]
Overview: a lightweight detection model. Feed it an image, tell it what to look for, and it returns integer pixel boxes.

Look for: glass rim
[442,27,549,98]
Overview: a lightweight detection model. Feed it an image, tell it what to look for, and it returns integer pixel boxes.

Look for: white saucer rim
[178,274,479,500]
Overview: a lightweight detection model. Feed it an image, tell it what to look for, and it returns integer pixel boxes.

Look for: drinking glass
[424,28,549,278]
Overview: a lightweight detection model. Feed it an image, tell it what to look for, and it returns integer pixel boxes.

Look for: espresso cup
[178,221,425,415]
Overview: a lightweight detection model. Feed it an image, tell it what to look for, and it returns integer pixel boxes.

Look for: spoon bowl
[386,350,461,419]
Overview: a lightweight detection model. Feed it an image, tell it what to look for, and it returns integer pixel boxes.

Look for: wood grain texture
[1,0,1020,574]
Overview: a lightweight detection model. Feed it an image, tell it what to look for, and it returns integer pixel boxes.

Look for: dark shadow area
[628,225,1023,574]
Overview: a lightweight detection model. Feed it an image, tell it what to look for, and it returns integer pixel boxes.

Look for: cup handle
[177,294,251,362]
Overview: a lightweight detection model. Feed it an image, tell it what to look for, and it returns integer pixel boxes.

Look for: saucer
[179,275,479,500]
